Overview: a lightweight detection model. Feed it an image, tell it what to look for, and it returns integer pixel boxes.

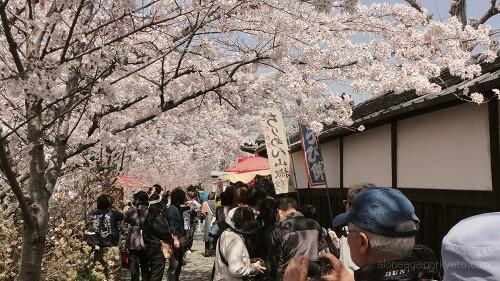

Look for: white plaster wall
[321,140,341,188]
[344,125,392,187]
[290,151,309,189]
[398,103,491,190]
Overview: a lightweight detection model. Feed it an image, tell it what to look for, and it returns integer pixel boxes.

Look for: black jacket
[143,205,172,257]
[354,257,420,281]
[268,211,329,281]
[166,204,187,238]
[86,209,123,247]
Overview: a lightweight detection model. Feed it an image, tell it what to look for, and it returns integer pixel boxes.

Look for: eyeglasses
[339,227,360,237]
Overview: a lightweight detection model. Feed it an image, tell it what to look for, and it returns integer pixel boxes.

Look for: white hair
[350,221,416,260]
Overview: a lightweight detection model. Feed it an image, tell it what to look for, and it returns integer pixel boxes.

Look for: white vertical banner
[262,108,291,194]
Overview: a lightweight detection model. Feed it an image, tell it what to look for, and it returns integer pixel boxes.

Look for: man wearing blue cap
[284,187,422,281]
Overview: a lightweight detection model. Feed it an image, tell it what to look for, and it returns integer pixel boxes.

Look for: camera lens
[307,261,322,277]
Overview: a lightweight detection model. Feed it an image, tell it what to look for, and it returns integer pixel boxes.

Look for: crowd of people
[84,178,500,281]
[85,184,208,281]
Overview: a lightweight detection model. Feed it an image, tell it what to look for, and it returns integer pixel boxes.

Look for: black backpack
[85,210,115,247]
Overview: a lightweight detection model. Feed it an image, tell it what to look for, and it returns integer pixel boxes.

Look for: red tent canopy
[225,154,269,173]
[116,175,151,198]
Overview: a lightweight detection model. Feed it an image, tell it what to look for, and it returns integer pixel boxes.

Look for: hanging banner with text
[299,123,327,187]
[262,108,291,194]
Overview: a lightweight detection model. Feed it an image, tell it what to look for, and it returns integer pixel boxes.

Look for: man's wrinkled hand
[319,253,354,281]
[284,255,309,281]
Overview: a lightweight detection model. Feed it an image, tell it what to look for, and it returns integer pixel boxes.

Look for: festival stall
[222,154,271,184]
[116,175,152,200]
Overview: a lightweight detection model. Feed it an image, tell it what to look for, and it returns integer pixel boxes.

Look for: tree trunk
[18,97,49,281]
[18,209,49,281]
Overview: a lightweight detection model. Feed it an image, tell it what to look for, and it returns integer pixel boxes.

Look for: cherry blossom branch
[175,29,196,77]
[66,97,89,141]
[40,23,56,60]
[112,84,224,134]
[87,94,150,137]
[64,141,99,161]
[0,63,116,141]
[42,1,159,57]
[0,136,35,228]
[37,0,60,58]
[0,1,25,73]
[41,94,89,133]
[215,90,239,110]
[59,0,85,62]
[403,0,424,13]
[109,36,192,85]
[1,13,205,141]
[450,0,467,26]
[113,55,268,134]
[83,0,160,37]
[324,61,358,70]
[472,0,499,28]
[0,119,27,144]
[6,4,25,25]
[65,11,190,63]
[6,6,27,27]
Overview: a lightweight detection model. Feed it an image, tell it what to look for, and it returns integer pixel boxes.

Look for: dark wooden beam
[488,97,500,205]
[391,121,398,188]
[399,188,498,209]
[339,137,344,189]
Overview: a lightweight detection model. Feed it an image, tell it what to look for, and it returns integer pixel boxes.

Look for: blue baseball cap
[332,187,419,237]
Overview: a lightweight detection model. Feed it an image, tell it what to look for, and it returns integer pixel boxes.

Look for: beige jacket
[214,209,259,281]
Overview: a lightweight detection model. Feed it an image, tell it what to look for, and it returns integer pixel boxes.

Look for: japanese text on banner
[262,108,290,194]
[299,123,327,187]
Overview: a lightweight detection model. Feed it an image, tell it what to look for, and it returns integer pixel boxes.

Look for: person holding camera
[214,206,266,281]
[284,254,353,281]
[284,187,422,281]
[268,197,330,281]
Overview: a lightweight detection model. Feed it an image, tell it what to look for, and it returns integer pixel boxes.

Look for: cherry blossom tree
[0,0,497,279]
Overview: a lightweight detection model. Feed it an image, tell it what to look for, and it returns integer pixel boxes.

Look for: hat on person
[332,187,419,237]
[225,206,263,234]
[441,212,500,281]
